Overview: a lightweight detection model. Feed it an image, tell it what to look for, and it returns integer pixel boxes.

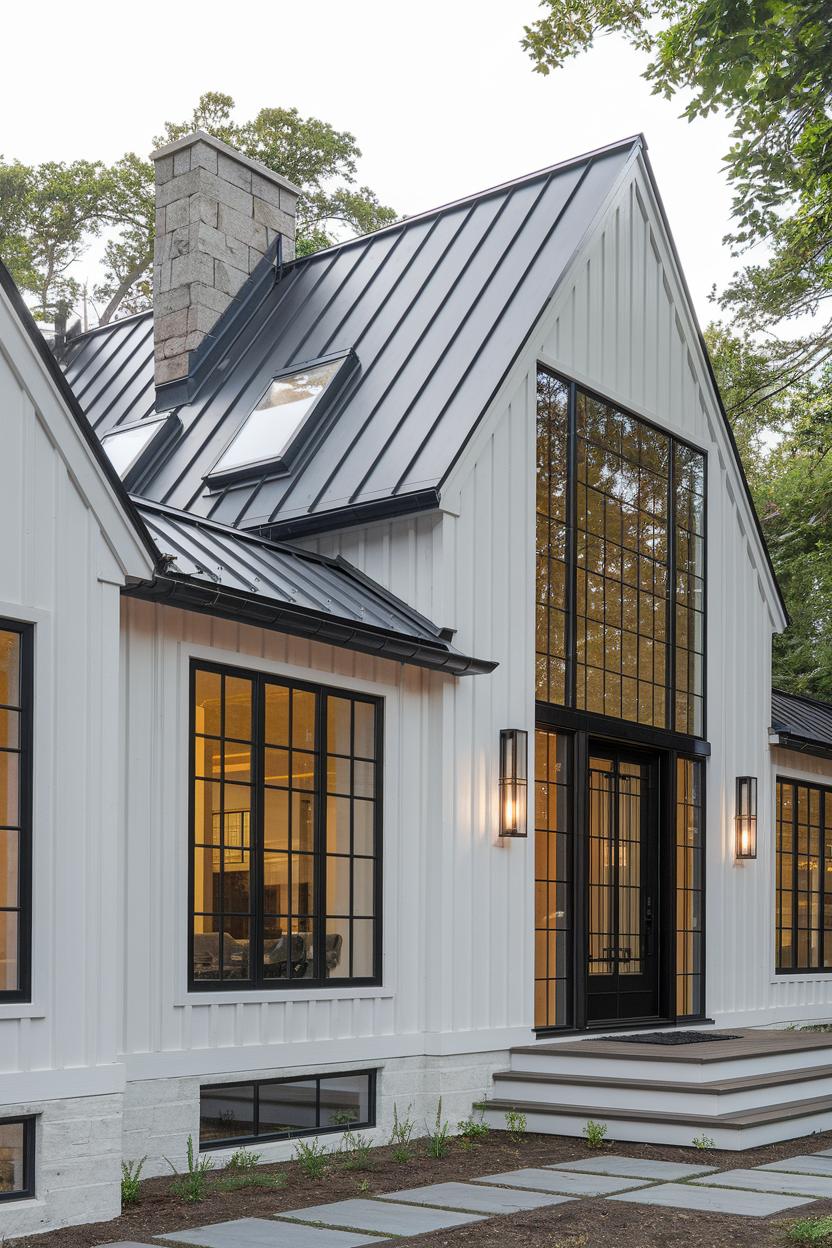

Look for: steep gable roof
[62,138,639,537]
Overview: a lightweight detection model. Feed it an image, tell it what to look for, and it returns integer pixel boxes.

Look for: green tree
[707,323,832,698]
[0,93,396,324]
[522,1,832,378]
[0,157,108,320]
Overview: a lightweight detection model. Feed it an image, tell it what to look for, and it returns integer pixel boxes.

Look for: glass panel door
[586,750,660,1023]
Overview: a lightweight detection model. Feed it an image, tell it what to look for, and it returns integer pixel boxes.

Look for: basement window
[199,1070,376,1148]
[205,353,354,486]
[100,414,179,489]
[0,1118,35,1201]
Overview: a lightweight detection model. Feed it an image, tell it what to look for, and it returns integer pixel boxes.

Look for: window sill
[0,1003,45,1021]
[175,986,393,1007]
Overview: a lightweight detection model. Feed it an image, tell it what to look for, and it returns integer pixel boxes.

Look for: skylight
[207,355,351,485]
[100,415,177,486]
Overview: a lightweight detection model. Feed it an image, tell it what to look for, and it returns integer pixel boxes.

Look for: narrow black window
[676,757,704,1016]
[777,777,832,972]
[0,625,32,1002]
[190,663,382,990]
[0,1118,35,1200]
[199,1070,376,1148]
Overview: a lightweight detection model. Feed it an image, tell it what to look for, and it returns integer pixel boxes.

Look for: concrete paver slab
[692,1168,832,1199]
[160,1218,383,1248]
[758,1155,832,1177]
[280,1199,483,1237]
[377,1180,572,1214]
[611,1182,811,1217]
[474,1168,650,1196]
[551,1156,715,1181]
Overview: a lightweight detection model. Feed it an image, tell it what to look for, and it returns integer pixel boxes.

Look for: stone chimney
[150,130,301,390]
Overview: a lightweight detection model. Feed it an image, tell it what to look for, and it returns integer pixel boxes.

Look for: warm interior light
[735,776,757,860]
[499,729,528,837]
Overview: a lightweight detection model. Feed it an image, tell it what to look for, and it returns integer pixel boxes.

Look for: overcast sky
[2,0,742,326]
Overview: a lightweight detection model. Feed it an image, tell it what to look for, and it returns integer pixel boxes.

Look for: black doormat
[602,1030,742,1045]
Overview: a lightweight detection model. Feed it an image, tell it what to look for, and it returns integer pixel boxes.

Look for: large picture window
[776,777,832,973]
[0,625,31,1001]
[536,369,706,736]
[190,663,382,989]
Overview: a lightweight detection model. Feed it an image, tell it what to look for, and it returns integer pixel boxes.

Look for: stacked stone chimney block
[150,130,300,387]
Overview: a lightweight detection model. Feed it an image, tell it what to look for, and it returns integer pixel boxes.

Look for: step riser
[492,1076,832,1115]
[509,1048,832,1082]
[480,1105,832,1150]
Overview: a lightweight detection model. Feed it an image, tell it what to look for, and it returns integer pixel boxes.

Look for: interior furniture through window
[190,663,382,989]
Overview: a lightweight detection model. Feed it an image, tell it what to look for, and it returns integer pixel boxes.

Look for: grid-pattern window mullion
[191,663,381,990]
[776,777,832,973]
[0,626,30,1001]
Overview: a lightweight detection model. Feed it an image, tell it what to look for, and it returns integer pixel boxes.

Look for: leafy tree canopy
[707,322,832,698]
[0,93,396,324]
[523,1,832,382]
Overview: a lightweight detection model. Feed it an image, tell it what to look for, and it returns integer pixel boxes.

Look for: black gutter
[0,260,161,570]
[125,575,497,677]
[770,732,832,764]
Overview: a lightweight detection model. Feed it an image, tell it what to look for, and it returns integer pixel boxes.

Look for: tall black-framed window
[0,624,32,1003]
[190,662,382,990]
[776,776,832,973]
[535,369,706,738]
[0,1117,35,1201]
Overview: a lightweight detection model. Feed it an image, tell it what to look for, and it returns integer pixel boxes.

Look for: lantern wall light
[499,728,528,838]
[735,775,757,860]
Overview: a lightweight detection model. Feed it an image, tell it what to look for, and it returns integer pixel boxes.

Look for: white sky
[1,0,742,326]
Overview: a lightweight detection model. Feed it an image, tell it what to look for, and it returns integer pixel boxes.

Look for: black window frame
[775,775,832,974]
[199,1069,377,1150]
[535,367,708,742]
[0,620,33,1005]
[0,1116,36,1202]
[188,659,384,992]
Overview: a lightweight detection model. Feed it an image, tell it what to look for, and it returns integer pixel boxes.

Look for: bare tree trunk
[98,257,151,325]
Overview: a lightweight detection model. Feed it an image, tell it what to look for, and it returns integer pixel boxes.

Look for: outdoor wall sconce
[499,729,528,837]
[735,776,758,860]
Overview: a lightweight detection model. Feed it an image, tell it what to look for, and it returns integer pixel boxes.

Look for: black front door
[585,749,660,1024]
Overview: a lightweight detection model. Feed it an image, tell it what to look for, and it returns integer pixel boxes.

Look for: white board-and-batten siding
[0,284,152,1100]
[307,149,827,1032]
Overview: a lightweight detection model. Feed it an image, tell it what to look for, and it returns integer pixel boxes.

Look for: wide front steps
[478,1028,832,1149]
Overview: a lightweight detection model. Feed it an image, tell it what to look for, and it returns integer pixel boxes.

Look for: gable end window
[776,777,832,973]
[190,662,382,990]
[0,625,32,1002]
[536,369,706,737]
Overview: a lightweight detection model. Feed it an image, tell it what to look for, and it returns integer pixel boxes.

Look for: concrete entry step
[479,1090,832,1149]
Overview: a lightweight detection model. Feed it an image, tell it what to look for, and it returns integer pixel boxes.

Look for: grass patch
[788,1215,832,1244]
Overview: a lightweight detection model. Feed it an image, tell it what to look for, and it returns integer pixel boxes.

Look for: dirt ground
[15,1129,832,1248]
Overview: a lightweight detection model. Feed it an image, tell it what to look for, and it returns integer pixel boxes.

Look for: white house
[1,127,832,1235]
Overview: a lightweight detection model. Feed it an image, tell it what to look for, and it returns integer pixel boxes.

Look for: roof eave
[770,732,832,763]
[125,573,497,677]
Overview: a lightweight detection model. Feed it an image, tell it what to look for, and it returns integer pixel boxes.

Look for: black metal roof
[130,501,494,675]
[771,688,832,759]
[61,138,638,538]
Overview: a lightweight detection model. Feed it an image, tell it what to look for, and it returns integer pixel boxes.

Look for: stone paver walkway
[127,1147,832,1248]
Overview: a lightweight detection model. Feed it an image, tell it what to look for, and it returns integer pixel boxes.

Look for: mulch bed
[15,1129,832,1248]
